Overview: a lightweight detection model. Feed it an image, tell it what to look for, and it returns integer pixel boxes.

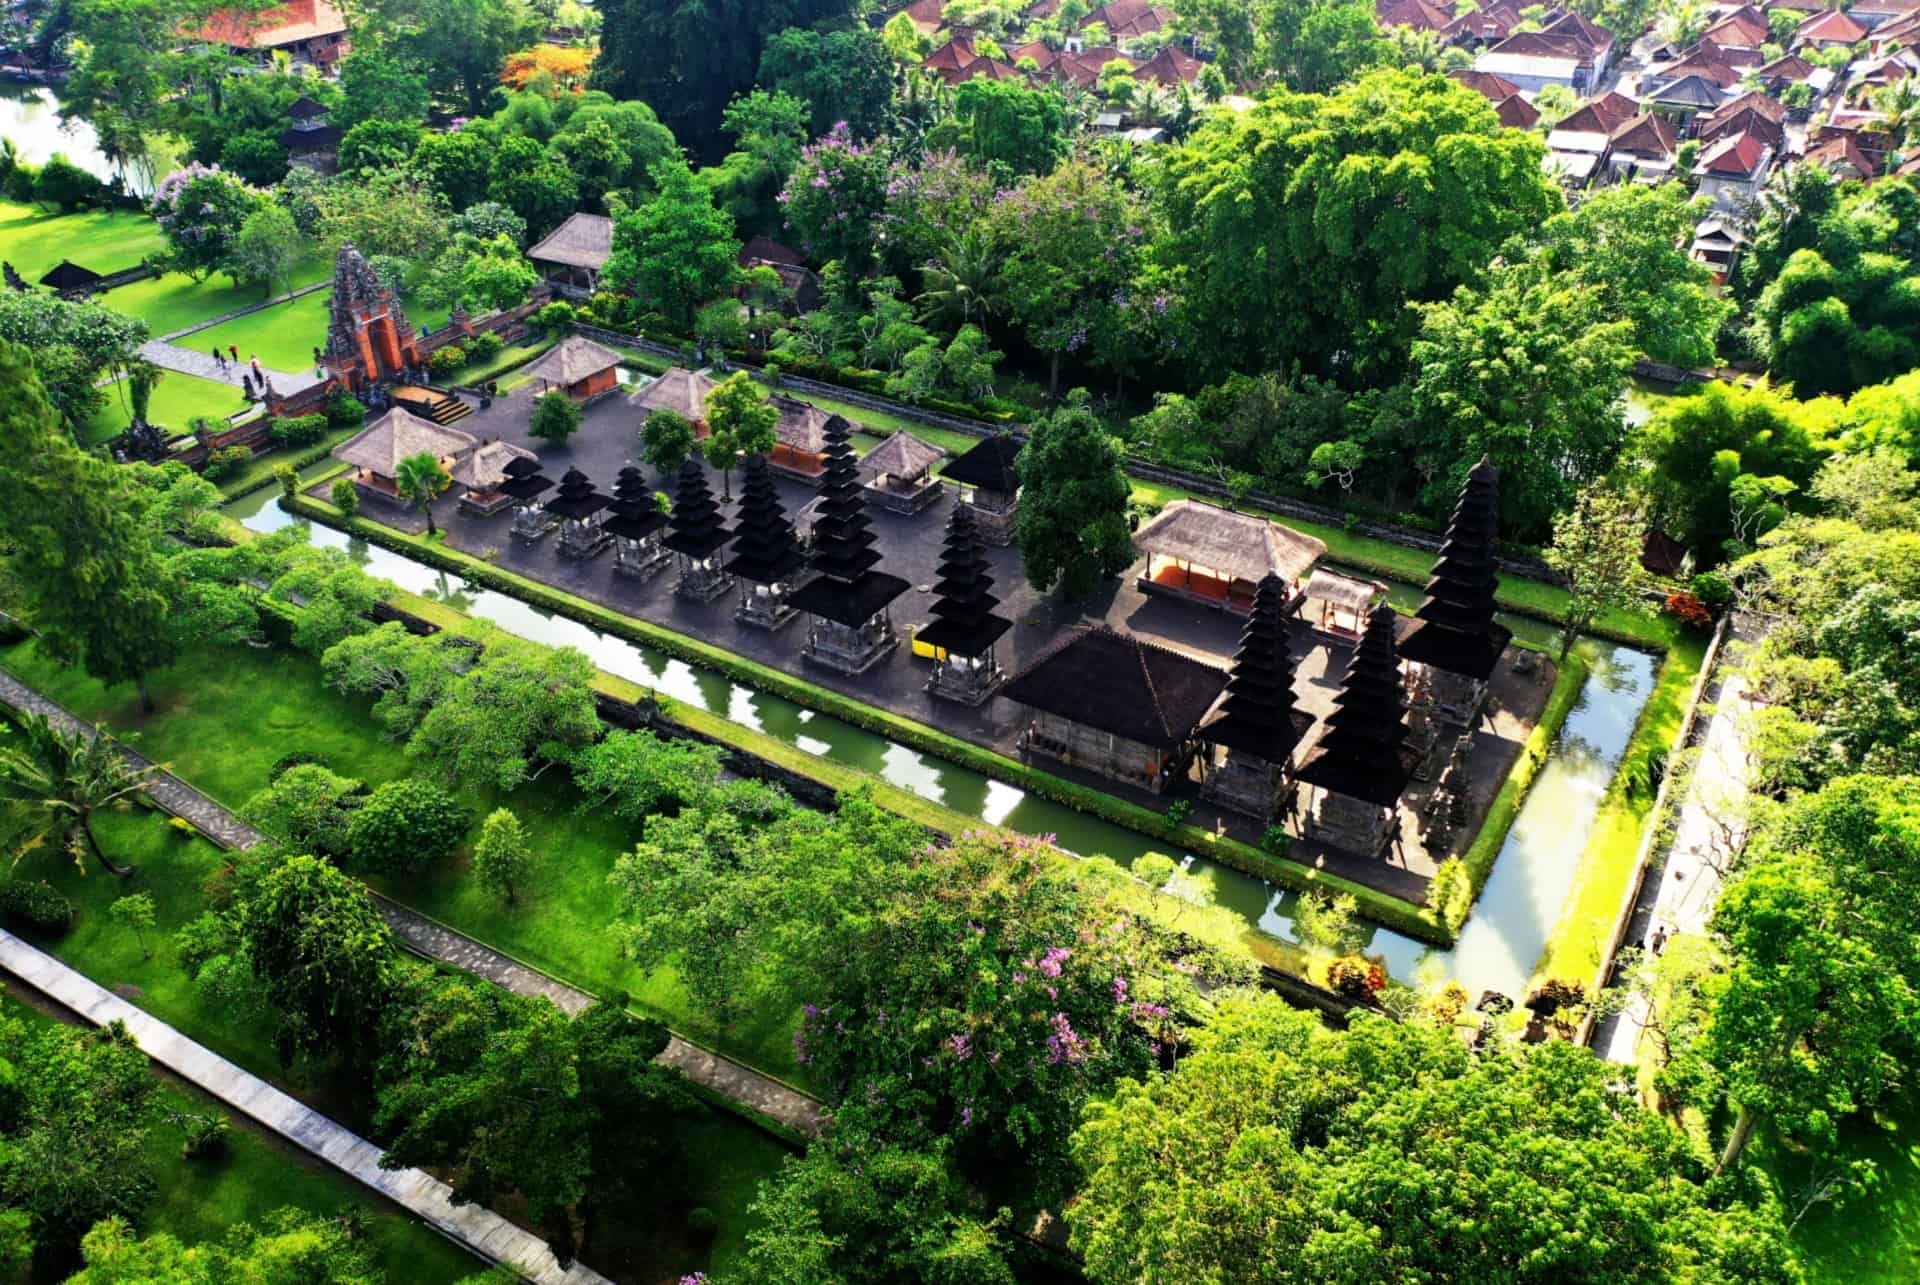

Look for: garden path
[136,338,327,397]
[0,669,828,1137]
[0,927,610,1285]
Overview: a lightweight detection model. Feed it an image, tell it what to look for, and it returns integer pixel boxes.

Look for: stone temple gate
[322,241,421,392]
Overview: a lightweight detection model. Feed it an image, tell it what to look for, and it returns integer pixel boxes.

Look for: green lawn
[83,370,250,444]
[103,254,331,341]
[1532,633,1710,989]
[193,287,452,375]
[0,199,165,281]
[3,988,482,1285]
[1756,1092,1920,1283]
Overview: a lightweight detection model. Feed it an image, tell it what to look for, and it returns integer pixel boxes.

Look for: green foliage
[338,118,422,174]
[604,156,740,329]
[0,708,159,879]
[466,331,504,363]
[240,763,366,859]
[360,0,539,116]
[335,47,431,129]
[701,370,778,492]
[32,155,104,212]
[569,729,726,824]
[777,122,891,269]
[758,25,896,139]
[472,807,534,904]
[528,388,582,445]
[237,854,396,1063]
[427,345,467,376]
[1014,394,1136,597]
[640,408,697,477]
[393,451,453,535]
[325,391,367,428]
[0,291,148,431]
[1544,483,1652,659]
[346,778,469,876]
[0,880,75,933]
[948,78,1067,176]
[268,413,328,448]
[110,890,157,956]
[329,477,359,517]
[67,1205,387,1284]
[201,446,253,483]
[151,165,263,282]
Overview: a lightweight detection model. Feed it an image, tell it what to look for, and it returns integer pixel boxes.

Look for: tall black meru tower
[1399,455,1512,734]
[605,465,669,578]
[920,501,1012,705]
[663,456,733,601]
[787,415,909,674]
[1294,604,1415,857]
[726,453,808,629]
[1197,573,1314,819]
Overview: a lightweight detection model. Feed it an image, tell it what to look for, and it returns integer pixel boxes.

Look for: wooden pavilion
[333,407,475,499]
[1293,606,1418,857]
[787,416,910,673]
[1398,457,1513,730]
[453,439,537,515]
[766,394,840,484]
[662,457,733,601]
[544,467,611,560]
[1002,626,1228,795]
[725,455,808,629]
[861,430,947,514]
[917,502,1012,705]
[941,434,1022,545]
[1197,574,1315,819]
[1301,570,1386,640]
[605,466,670,579]
[1133,499,1326,614]
[630,367,717,444]
[518,336,623,403]
[499,456,557,542]
[526,212,612,300]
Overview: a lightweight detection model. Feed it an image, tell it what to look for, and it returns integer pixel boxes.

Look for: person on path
[211,346,224,369]
[228,344,239,363]
[249,353,263,382]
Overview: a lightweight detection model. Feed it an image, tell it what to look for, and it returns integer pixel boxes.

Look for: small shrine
[941,434,1022,546]
[861,430,947,514]
[725,455,808,629]
[545,467,612,560]
[1293,605,1418,857]
[281,95,341,170]
[1197,574,1316,820]
[519,335,623,403]
[454,439,538,515]
[662,458,734,601]
[788,416,910,674]
[332,407,475,500]
[917,502,1012,706]
[500,455,558,542]
[39,260,102,298]
[321,242,423,393]
[1399,458,1512,738]
[605,466,670,578]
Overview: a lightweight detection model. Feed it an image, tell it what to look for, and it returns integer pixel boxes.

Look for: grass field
[103,254,332,339]
[83,369,250,443]
[1755,1092,1920,1283]
[193,287,452,374]
[3,985,483,1285]
[0,199,165,280]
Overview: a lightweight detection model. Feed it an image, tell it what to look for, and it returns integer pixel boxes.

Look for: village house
[192,0,347,70]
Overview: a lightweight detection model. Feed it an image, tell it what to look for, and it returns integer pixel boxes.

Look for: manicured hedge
[284,494,1451,943]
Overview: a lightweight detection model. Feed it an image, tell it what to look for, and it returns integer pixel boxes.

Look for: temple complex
[321,242,423,394]
[941,435,1022,545]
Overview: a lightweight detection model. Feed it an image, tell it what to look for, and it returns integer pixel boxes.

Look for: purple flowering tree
[878,148,999,277]
[149,164,264,283]
[777,122,893,270]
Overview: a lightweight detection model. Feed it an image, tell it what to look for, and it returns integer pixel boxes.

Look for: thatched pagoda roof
[452,439,537,491]
[861,430,944,480]
[630,367,717,422]
[1134,499,1326,585]
[526,212,613,269]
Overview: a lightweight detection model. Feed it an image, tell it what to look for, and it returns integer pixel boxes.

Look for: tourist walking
[211,346,225,370]
[228,343,239,364]
[249,353,264,383]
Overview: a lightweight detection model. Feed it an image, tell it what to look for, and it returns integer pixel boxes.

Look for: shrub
[347,778,469,875]
[330,476,359,517]
[529,388,582,444]
[173,1110,230,1160]
[0,881,75,934]
[535,301,576,332]
[685,1206,718,1245]
[1425,857,1472,935]
[174,911,241,973]
[269,412,329,447]
[427,344,467,375]
[325,391,368,427]
[169,816,199,839]
[1164,799,1193,826]
[466,331,504,362]
[269,749,328,780]
[1261,824,1292,855]
[33,155,101,211]
[202,445,253,481]
[1690,570,1734,612]
[1662,592,1713,632]
[1325,954,1386,1002]
[1530,976,1587,1016]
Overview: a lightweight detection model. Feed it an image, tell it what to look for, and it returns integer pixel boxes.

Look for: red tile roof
[1797,9,1868,44]
[1696,132,1772,176]
[194,0,345,48]
[1132,45,1202,86]
[1493,93,1540,129]
[1610,111,1678,156]
[1449,69,1524,101]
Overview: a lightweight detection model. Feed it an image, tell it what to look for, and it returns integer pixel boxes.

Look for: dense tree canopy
[757,24,896,140]
[1014,395,1137,597]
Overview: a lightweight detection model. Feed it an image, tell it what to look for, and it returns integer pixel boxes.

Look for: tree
[528,389,582,446]
[0,714,157,879]
[640,408,697,480]
[411,129,496,212]
[484,135,580,240]
[398,631,602,792]
[0,291,147,433]
[1153,68,1558,383]
[394,451,453,536]
[701,371,778,498]
[240,762,366,859]
[361,0,540,116]
[218,128,289,187]
[776,122,891,269]
[942,324,1001,401]
[0,344,176,708]
[108,891,157,957]
[1252,0,1389,92]
[238,854,396,1063]
[708,89,809,232]
[603,157,739,330]
[916,229,1004,331]
[1067,992,1795,1283]
[229,203,305,299]
[1404,257,1636,538]
[1015,395,1136,598]
[568,728,725,823]
[948,79,1067,176]
[334,47,430,129]
[0,1010,155,1251]
[1543,482,1652,660]
[68,1207,386,1284]
[346,778,469,875]
[51,0,209,188]
[150,164,263,282]
[757,25,896,139]
[473,807,534,903]
[316,165,450,262]
[433,232,538,313]
[337,117,421,174]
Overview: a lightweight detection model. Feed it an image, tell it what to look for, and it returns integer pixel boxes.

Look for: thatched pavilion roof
[519,336,621,389]
[861,430,945,480]
[1134,499,1326,584]
[334,408,476,477]
[452,440,537,491]
[630,367,717,421]
[1001,626,1228,749]
[526,212,613,269]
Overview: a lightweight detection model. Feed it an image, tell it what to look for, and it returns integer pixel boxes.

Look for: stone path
[137,338,328,397]
[0,670,826,1132]
[0,928,608,1285]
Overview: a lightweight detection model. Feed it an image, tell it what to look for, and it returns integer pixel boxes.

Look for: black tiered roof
[1399,455,1512,681]
[726,455,806,586]
[917,500,1011,658]
[1295,605,1416,808]
[604,465,665,541]
[543,467,608,521]
[1199,573,1314,762]
[1001,626,1228,750]
[503,455,543,479]
[499,473,553,502]
[788,415,908,626]
[942,433,1022,493]
[662,457,730,559]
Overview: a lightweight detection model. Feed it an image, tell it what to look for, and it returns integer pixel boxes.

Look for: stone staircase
[396,387,472,427]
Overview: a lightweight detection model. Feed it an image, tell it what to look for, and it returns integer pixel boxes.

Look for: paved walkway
[1592,613,1767,1065]
[0,669,826,1137]
[137,338,328,398]
[0,928,608,1285]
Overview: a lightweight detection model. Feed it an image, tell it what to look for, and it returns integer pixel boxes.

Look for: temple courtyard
[322,374,1555,903]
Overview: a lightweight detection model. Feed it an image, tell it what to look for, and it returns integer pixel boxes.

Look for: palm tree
[916,230,1004,331]
[394,451,453,536]
[0,714,158,879]
[1872,80,1920,150]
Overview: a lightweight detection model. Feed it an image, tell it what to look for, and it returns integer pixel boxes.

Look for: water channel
[0,85,152,192]
[228,480,1657,1000]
